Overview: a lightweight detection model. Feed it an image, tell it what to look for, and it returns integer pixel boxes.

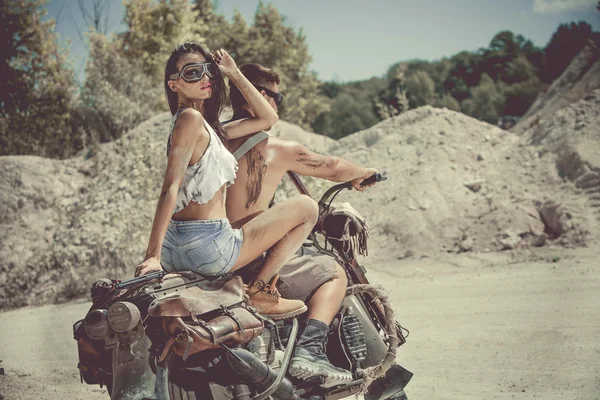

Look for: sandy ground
[0,248,599,400]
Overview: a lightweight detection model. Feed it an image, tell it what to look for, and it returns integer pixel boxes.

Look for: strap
[233,131,269,161]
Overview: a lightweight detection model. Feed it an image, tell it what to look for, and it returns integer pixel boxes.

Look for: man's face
[263,82,280,114]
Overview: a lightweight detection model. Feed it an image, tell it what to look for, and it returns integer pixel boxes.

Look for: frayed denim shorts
[160,219,244,277]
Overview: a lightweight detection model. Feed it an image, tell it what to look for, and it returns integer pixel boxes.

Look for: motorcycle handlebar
[317,173,387,205]
[360,172,387,187]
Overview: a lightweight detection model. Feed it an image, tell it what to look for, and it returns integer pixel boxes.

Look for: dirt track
[1,248,599,400]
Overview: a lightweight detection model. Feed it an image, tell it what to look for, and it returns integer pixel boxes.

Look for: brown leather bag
[147,275,264,361]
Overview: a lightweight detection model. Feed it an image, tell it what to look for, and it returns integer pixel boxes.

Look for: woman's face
[169,53,213,102]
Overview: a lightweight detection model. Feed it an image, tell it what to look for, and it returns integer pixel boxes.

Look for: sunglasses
[169,62,213,82]
[255,85,284,107]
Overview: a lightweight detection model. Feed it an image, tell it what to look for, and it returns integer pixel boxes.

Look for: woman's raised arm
[213,49,278,138]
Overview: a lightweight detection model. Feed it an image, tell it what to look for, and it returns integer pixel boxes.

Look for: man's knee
[332,263,348,287]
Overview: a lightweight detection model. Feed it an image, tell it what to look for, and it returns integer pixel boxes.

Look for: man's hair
[229,63,280,112]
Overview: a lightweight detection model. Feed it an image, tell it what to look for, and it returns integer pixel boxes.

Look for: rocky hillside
[329,106,596,261]
[513,44,600,135]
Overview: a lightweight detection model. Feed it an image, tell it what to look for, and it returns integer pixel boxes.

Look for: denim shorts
[160,219,244,277]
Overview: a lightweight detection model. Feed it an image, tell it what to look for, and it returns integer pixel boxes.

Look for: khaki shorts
[277,245,339,302]
[234,244,339,303]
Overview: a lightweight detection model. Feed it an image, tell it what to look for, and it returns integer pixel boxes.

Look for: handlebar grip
[360,173,387,187]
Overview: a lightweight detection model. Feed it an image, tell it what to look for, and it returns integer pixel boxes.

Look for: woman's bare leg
[231,195,318,281]
[229,195,317,319]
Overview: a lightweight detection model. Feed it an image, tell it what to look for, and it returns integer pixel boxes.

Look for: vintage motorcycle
[73,173,412,400]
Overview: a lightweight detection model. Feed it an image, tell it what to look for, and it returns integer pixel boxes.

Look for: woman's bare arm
[213,49,278,138]
[136,110,208,276]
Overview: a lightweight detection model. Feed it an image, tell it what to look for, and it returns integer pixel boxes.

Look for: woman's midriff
[171,185,229,221]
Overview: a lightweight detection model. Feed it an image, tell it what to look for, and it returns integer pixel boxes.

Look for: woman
[135,43,317,320]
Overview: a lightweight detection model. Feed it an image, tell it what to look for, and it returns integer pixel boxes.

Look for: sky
[46,0,600,83]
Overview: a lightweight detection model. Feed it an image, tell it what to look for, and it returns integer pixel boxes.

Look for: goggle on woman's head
[169,62,214,83]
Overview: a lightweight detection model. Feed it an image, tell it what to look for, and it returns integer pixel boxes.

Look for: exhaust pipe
[226,348,299,400]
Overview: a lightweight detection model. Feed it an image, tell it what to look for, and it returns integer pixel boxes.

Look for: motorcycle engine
[245,325,283,368]
[340,307,368,364]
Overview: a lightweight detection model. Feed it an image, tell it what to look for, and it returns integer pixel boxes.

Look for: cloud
[533,0,596,13]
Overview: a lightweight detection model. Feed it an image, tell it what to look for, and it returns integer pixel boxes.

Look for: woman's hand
[135,256,163,277]
[211,49,237,76]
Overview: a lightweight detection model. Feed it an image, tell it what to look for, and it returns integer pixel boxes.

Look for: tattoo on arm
[295,150,334,169]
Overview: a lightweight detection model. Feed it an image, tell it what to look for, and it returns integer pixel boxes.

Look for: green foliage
[503,76,547,116]
[0,0,78,158]
[374,64,409,119]
[311,93,378,139]
[206,2,328,130]
[541,21,596,83]
[462,74,504,123]
[504,56,538,84]
[2,0,598,156]
[405,70,436,108]
[316,21,595,138]
[78,33,163,143]
[434,94,460,111]
[312,78,385,138]
[121,0,206,82]
[71,0,199,149]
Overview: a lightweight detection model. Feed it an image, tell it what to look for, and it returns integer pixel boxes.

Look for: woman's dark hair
[164,42,228,141]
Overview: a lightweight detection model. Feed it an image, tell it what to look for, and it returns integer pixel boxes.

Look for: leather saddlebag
[147,275,264,361]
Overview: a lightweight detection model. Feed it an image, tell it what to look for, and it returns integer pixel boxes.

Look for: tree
[405,70,436,108]
[443,51,482,102]
[193,0,228,50]
[78,33,163,143]
[312,93,378,139]
[462,74,505,124]
[503,77,546,116]
[541,22,595,83]
[402,60,451,97]
[504,56,538,85]
[121,0,206,82]
[375,64,409,119]
[435,94,460,111]
[0,0,78,158]
[219,2,329,129]
[312,78,384,137]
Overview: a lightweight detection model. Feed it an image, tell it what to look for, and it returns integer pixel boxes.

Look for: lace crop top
[167,110,238,214]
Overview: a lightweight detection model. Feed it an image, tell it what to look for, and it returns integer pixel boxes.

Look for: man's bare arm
[281,141,377,188]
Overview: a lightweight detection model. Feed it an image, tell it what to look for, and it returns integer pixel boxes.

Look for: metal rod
[287,171,311,197]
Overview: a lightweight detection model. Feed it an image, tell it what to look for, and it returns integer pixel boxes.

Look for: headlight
[108,301,141,333]
[83,309,110,340]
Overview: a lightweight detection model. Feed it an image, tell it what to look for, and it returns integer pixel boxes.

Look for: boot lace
[263,284,280,299]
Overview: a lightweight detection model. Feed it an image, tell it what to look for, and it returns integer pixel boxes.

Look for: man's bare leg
[290,264,352,385]
[307,264,348,323]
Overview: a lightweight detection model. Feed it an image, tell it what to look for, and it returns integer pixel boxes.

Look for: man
[225,63,378,386]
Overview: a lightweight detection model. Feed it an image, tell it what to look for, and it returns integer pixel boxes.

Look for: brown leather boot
[246,274,307,320]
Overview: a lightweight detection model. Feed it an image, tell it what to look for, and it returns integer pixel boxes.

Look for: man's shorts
[277,244,339,303]
[234,244,339,303]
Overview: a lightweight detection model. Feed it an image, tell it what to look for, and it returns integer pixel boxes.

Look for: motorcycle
[73,173,412,400]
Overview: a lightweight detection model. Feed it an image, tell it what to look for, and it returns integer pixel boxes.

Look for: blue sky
[46,0,600,83]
